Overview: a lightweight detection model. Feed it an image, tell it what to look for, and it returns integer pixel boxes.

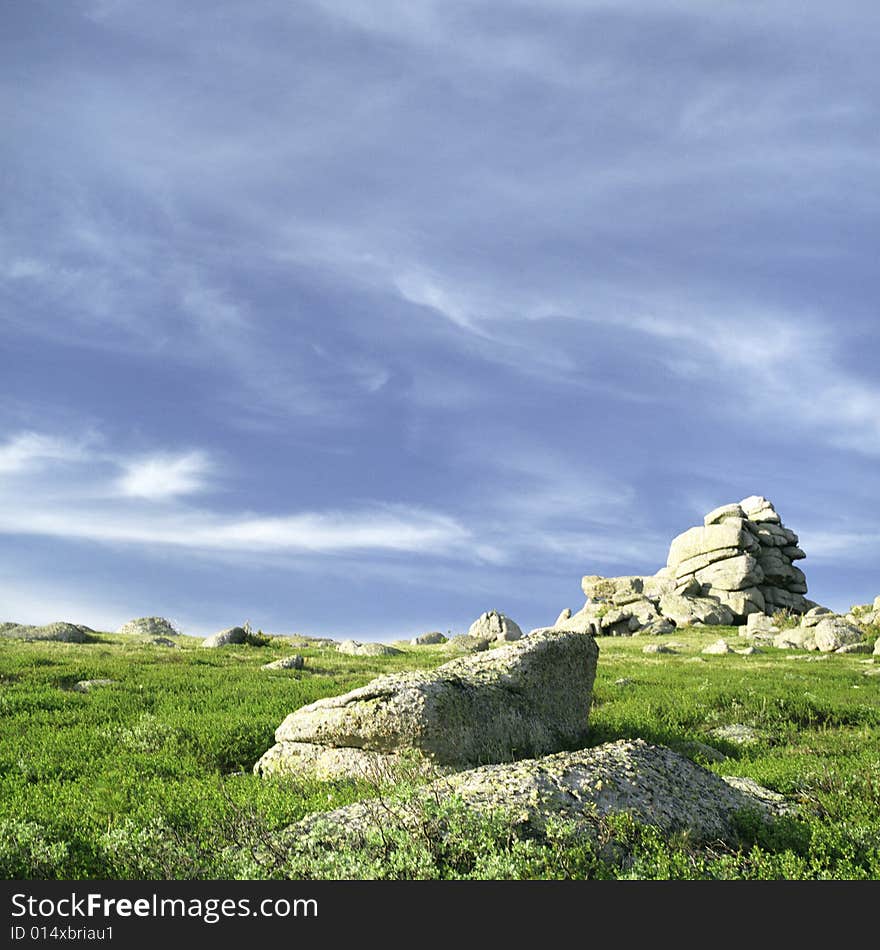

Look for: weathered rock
[710,724,761,744]
[874,637,880,656]
[148,637,177,647]
[635,617,676,636]
[447,634,491,653]
[801,606,833,627]
[773,629,816,651]
[704,503,745,526]
[658,593,735,627]
[554,608,572,625]
[812,618,864,653]
[668,524,758,570]
[745,613,779,637]
[262,655,305,670]
[0,622,89,643]
[336,640,403,657]
[118,617,180,638]
[642,643,675,654]
[280,740,789,854]
[736,646,762,655]
[717,587,766,618]
[553,605,599,635]
[834,643,873,655]
[739,496,781,523]
[703,638,732,655]
[72,679,115,692]
[410,632,447,646]
[255,629,599,779]
[694,554,764,592]
[467,610,523,643]
[201,626,248,648]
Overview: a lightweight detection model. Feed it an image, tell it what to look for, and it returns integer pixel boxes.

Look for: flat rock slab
[336,641,403,657]
[285,739,790,851]
[255,629,599,779]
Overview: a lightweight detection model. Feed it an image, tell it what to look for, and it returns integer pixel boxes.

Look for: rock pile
[666,496,809,619]
[255,629,599,781]
[554,496,817,634]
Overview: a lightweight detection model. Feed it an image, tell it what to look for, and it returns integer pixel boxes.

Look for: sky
[1,1,878,639]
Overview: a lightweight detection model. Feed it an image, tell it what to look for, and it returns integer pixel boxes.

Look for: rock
[635,617,676,636]
[447,635,491,653]
[642,643,675,654]
[668,524,757,571]
[554,608,572,625]
[278,740,789,855]
[739,495,782,523]
[336,640,403,657]
[72,679,115,692]
[710,723,760,744]
[0,622,89,643]
[694,554,764,592]
[812,618,864,653]
[736,646,762,655]
[118,617,180,638]
[658,593,735,627]
[875,637,880,656]
[148,637,177,647]
[719,587,766,618]
[679,740,728,763]
[702,638,731,655]
[553,604,599,634]
[201,626,248,648]
[704,503,745,526]
[874,595,880,612]
[745,613,779,637]
[255,629,599,780]
[834,643,873,655]
[467,610,523,643]
[262,655,305,670]
[773,629,816,650]
[410,632,447,646]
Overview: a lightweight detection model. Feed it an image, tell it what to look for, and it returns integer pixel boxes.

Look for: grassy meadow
[1,625,878,880]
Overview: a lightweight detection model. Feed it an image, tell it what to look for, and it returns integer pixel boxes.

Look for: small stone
[710,723,760,744]
[72,679,115,693]
[642,643,675,654]
[262,655,305,670]
[702,638,731,655]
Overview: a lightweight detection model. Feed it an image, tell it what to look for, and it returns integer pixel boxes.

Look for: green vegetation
[0,627,878,879]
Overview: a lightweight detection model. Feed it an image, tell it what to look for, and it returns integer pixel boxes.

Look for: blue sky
[2,1,878,638]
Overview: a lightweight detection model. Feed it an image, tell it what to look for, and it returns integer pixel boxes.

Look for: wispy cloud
[0,432,91,474]
[116,451,215,500]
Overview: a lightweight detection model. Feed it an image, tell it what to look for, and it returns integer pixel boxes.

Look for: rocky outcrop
[0,622,90,643]
[446,634,490,653]
[255,629,599,780]
[118,617,180,638]
[336,640,403,657]
[280,739,789,853]
[467,610,523,643]
[554,496,819,635]
[666,497,810,620]
[201,626,247,648]
[72,679,115,692]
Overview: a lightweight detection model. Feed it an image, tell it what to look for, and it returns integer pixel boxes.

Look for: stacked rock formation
[666,496,809,619]
[255,628,599,780]
[552,495,816,635]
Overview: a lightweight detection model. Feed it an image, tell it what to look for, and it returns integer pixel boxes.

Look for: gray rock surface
[148,636,178,647]
[336,640,403,657]
[642,643,675,654]
[812,618,865,653]
[201,626,248,648]
[283,739,789,852]
[0,622,90,643]
[702,638,732,655]
[262,655,305,670]
[467,610,523,643]
[410,632,447,646]
[255,629,599,780]
[118,617,180,637]
[447,634,491,653]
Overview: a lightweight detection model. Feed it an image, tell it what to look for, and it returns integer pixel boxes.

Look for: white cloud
[0,432,89,474]
[116,451,214,500]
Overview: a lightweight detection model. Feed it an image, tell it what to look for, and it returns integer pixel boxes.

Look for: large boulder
[255,629,599,780]
[118,617,180,638]
[812,618,864,653]
[0,622,90,643]
[467,610,523,643]
[280,739,789,854]
[410,632,447,646]
[201,626,248,648]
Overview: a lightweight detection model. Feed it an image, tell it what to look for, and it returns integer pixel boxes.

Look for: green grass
[1,627,878,879]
